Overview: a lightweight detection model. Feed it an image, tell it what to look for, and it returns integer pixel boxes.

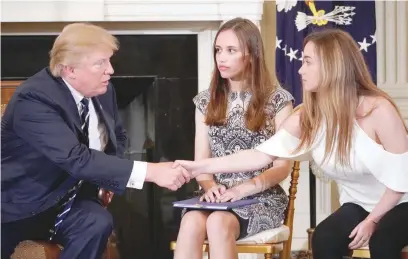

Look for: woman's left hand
[218,186,246,202]
[218,179,258,202]
[348,218,377,249]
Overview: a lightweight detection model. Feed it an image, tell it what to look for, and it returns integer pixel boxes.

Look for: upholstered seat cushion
[11,240,62,259]
[203,225,290,245]
[11,237,118,259]
[236,225,290,244]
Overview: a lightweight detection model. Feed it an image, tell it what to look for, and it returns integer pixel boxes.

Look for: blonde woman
[174,29,408,259]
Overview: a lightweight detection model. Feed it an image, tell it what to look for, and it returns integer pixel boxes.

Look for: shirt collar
[62,78,85,106]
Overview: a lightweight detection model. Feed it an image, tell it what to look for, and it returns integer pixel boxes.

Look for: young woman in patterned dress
[173,18,294,259]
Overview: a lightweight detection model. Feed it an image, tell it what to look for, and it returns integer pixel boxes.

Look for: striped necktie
[80,98,90,146]
[49,98,90,240]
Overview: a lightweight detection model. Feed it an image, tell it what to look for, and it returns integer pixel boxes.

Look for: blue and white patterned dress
[188,87,294,238]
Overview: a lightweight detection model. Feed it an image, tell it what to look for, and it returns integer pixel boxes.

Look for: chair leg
[279,242,291,259]
[264,253,273,259]
[280,249,290,259]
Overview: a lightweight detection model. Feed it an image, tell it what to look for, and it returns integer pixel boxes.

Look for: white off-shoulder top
[255,122,408,212]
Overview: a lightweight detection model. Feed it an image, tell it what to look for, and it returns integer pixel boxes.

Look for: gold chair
[10,190,118,259]
[351,246,408,259]
[170,161,301,259]
[10,189,118,259]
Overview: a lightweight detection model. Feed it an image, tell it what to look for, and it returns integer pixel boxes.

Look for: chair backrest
[281,161,301,255]
[1,80,21,116]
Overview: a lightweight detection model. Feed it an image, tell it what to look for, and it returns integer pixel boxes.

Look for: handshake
[145,160,200,191]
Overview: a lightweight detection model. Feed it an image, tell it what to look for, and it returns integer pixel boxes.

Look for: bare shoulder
[365,96,408,152]
[367,96,401,120]
[278,105,302,138]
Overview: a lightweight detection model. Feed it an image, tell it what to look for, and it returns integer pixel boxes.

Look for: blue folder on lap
[173,197,260,210]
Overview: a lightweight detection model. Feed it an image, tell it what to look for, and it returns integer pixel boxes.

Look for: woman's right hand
[200,184,227,203]
[173,160,203,178]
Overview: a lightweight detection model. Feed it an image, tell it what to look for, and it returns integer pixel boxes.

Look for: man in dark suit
[1,23,191,259]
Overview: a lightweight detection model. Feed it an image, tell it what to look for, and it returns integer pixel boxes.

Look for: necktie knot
[80,98,89,109]
[80,98,90,123]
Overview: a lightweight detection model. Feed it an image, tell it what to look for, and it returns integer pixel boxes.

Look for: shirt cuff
[126,161,147,189]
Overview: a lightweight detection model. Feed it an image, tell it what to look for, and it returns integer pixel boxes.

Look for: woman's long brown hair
[296,29,407,167]
[205,18,277,131]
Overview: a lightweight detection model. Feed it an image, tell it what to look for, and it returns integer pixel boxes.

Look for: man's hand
[172,160,202,178]
[146,162,192,191]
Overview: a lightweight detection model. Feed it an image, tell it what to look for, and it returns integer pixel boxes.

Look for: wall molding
[1,0,264,23]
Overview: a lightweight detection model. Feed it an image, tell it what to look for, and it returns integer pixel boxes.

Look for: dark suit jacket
[1,68,134,223]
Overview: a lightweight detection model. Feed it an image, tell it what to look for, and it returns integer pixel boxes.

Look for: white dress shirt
[63,79,147,189]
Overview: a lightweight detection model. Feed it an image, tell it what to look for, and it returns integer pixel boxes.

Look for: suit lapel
[92,97,117,149]
[55,77,83,133]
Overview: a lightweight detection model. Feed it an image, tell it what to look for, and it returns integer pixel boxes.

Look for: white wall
[376,1,408,124]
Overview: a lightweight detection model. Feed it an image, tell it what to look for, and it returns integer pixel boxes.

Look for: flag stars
[276,36,282,49]
[297,51,304,62]
[287,48,298,62]
[282,45,288,55]
[358,37,371,52]
[370,34,376,44]
[277,31,376,62]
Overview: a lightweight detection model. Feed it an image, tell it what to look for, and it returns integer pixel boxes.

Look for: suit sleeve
[111,85,127,158]
[13,91,133,194]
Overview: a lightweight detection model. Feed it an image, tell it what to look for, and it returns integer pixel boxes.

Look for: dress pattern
[190,87,294,238]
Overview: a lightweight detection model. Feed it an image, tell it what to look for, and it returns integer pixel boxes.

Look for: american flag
[275,0,377,105]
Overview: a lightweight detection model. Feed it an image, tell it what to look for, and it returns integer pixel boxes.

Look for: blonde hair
[296,29,407,167]
[49,23,119,77]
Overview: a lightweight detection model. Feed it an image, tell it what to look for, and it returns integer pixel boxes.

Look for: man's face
[70,49,114,97]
